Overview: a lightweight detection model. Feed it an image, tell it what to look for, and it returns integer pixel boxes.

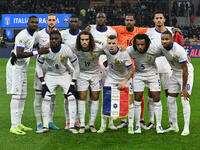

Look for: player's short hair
[133,34,151,53]
[50,29,61,38]
[96,12,106,18]
[47,13,57,20]
[70,14,79,20]
[28,16,38,22]
[76,30,95,51]
[125,13,135,20]
[153,11,165,18]
[108,35,117,40]
[162,30,172,37]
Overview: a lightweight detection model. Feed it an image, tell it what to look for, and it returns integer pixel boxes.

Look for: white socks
[148,97,154,123]
[10,95,25,128]
[167,96,178,127]
[101,116,107,128]
[154,101,162,126]
[50,95,56,123]
[68,95,77,128]
[128,104,134,128]
[64,97,69,124]
[89,100,99,126]
[34,91,42,125]
[42,96,51,128]
[181,97,191,131]
[78,100,86,127]
[134,101,141,126]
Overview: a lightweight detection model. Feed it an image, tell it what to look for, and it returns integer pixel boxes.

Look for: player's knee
[152,94,160,102]
[12,94,26,100]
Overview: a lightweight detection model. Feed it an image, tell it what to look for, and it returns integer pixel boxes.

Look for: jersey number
[141,64,145,70]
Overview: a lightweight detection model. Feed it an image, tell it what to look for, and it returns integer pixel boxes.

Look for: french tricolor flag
[102,86,129,120]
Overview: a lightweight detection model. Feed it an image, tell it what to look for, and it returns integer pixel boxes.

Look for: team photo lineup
[6,10,194,138]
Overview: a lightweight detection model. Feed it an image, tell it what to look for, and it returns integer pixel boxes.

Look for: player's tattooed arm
[117,66,134,90]
[180,62,189,100]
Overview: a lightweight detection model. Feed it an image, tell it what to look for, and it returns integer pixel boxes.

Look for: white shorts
[104,76,133,94]
[159,71,172,90]
[133,74,161,92]
[77,72,101,91]
[45,72,72,96]
[168,65,194,95]
[6,59,27,95]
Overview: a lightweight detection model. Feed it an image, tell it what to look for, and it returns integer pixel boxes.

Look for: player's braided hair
[133,34,150,54]
[76,30,95,51]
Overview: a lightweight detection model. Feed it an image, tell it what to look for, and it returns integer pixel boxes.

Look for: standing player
[60,15,81,130]
[36,30,80,134]
[88,12,118,130]
[34,14,59,131]
[145,11,174,129]
[127,34,164,134]
[6,16,49,135]
[160,31,193,136]
[97,35,134,134]
[112,14,147,129]
[73,31,105,133]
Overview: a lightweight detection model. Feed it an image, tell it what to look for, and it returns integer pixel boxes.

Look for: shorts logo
[5,17,10,25]
[16,88,19,92]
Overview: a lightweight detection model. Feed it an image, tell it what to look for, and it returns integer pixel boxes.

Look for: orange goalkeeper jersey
[112,26,148,48]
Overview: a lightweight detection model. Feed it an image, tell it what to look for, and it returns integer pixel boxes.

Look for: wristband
[33,51,38,56]
[41,81,46,85]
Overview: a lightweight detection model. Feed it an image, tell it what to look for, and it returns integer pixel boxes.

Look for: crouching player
[36,30,80,134]
[160,31,194,136]
[127,34,164,134]
[97,35,134,134]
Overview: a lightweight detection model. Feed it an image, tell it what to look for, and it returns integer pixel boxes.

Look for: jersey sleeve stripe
[16,46,25,49]
[126,64,132,68]
[37,59,44,64]
[71,58,77,63]
[179,60,187,64]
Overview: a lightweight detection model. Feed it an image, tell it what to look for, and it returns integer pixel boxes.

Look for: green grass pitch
[0,58,200,150]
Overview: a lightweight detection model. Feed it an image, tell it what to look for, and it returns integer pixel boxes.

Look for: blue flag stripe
[103,86,111,116]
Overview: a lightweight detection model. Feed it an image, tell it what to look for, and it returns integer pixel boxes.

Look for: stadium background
[0,0,200,150]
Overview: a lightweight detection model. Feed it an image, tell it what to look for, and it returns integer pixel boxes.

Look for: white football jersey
[14,28,37,70]
[159,42,188,72]
[127,42,159,77]
[90,25,117,44]
[74,43,104,74]
[35,28,50,48]
[60,29,80,51]
[146,27,172,73]
[37,44,78,76]
[104,47,132,81]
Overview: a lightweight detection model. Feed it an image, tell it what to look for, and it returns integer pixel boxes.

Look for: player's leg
[165,73,180,133]
[181,65,194,136]
[33,73,43,131]
[146,89,155,129]
[64,97,70,129]
[140,96,146,129]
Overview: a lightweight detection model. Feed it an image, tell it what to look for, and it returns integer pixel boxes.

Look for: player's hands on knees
[68,81,78,99]
[181,88,190,100]
[117,80,127,90]
[38,43,50,55]
[10,51,17,65]
[41,82,50,98]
